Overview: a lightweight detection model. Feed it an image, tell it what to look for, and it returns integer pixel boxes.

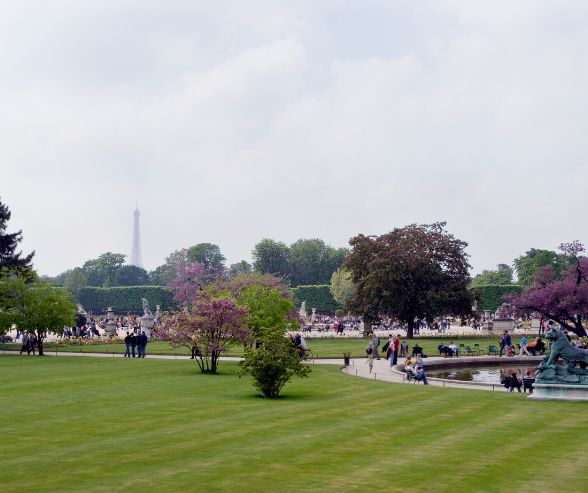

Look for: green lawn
[1,336,528,359]
[1,356,586,492]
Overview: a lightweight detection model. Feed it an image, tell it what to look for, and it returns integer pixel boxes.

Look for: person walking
[19,332,29,355]
[371,333,381,360]
[124,332,131,358]
[139,331,148,358]
[519,335,530,356]
[28,332,37,355]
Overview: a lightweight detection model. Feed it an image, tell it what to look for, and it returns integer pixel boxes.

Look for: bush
[290,285,340,313]
[240,330,311,398]
[78,286,175,314]
[471,285,523,312]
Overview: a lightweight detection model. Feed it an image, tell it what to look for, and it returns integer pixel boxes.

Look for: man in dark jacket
[124,332,131,358]
[139,331,148,358]
[131,332,138,358]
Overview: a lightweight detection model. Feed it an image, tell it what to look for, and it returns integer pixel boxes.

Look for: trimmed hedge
[290,285,340,314]
[78,286,175,314]
[472,284,523,312]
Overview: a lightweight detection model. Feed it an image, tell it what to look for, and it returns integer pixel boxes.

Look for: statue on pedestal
[535,328,588,384]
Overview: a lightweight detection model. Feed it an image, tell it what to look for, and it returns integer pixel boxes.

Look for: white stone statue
[299,301,307,321]
[142,298,152,317]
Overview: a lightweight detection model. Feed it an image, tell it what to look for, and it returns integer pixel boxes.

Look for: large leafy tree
[0,198,34,274]
[149,249,188,286]
[158,294,249,373]
[252,239,290,278]
[115,265,150,286]
[82,252,126,287]
[228,260,252,278]
[507,241,588,337]
[345,223,473,338]
[289,239,348,286]
[225,273,297,343]
[471,264,513,287]
[186,243,226,271]
[0,274,76,354]
[514,248,570,286]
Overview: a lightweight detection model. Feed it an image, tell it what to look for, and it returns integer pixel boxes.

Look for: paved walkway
[2,348,540,393]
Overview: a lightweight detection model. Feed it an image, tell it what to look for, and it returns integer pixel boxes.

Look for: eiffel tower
[130,205,143,268]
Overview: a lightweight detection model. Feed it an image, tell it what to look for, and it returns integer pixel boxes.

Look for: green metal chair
[474,343,481,356]
[488,345,498,356]
[464,345,474,356]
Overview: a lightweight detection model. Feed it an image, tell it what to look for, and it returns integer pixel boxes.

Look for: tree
[82,252,126,287]
[514,248,570,285]
[330,268,357,312]
[252,239,290,278]
[170,262,207,308]
[344,223,473,338]
[471,264,513,287]
[186,243,226,272]
[225,273,297,343]
[0,197,34,274]
[228,260,252,278]
[115,265,150,286]
[157,294,249,373]
[240,327,311,398]
[507,241,588,337]
[149,249,188,286]
[289,239,347,286]
[63,267,87,298]
[0,274,76,354]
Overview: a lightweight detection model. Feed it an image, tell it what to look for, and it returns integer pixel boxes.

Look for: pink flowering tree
[170,262,207,307]
[156,294,250,373]
[507,241,588,337]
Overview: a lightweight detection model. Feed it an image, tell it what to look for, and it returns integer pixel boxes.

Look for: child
[366,354,374,373]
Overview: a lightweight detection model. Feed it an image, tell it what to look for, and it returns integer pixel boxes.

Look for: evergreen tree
[0,198,34,273]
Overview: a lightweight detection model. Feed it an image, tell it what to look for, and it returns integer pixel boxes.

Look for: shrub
[240,329,311,398]
[78,286,175,314]
[471,285,523,312]
[290,285,340,313]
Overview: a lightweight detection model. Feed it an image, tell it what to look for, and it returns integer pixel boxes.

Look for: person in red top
[392,335,400,366]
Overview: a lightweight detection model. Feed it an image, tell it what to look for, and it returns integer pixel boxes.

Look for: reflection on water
[428,366,537,384]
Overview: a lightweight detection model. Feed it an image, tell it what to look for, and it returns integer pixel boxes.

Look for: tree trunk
[406,319,414,339]
[363,320,372,337]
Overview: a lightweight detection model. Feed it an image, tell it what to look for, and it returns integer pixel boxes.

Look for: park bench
[523,377,535,393]
[501,376,522,392]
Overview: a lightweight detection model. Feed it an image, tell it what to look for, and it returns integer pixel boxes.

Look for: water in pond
[428,365,537,384]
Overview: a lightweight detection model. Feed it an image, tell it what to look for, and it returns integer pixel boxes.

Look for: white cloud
[1,1,586,276]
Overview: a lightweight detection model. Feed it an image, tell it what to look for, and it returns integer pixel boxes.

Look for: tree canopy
[82,252,126,287]
[508,241,588,337]
[513,248,570,285]
[252,239,291,279]
[471,264,513,287]
[344,223,473,337]
[0,274,76,354]
[0,197,34,274]
[186,243,226,271]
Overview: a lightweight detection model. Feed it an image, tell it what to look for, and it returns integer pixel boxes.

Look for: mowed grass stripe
[1,356,587,493]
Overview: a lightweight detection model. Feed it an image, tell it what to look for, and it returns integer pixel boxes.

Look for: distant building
[130,206,143,268]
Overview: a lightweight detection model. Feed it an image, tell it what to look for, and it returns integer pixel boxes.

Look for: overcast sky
[1,1,587,277]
